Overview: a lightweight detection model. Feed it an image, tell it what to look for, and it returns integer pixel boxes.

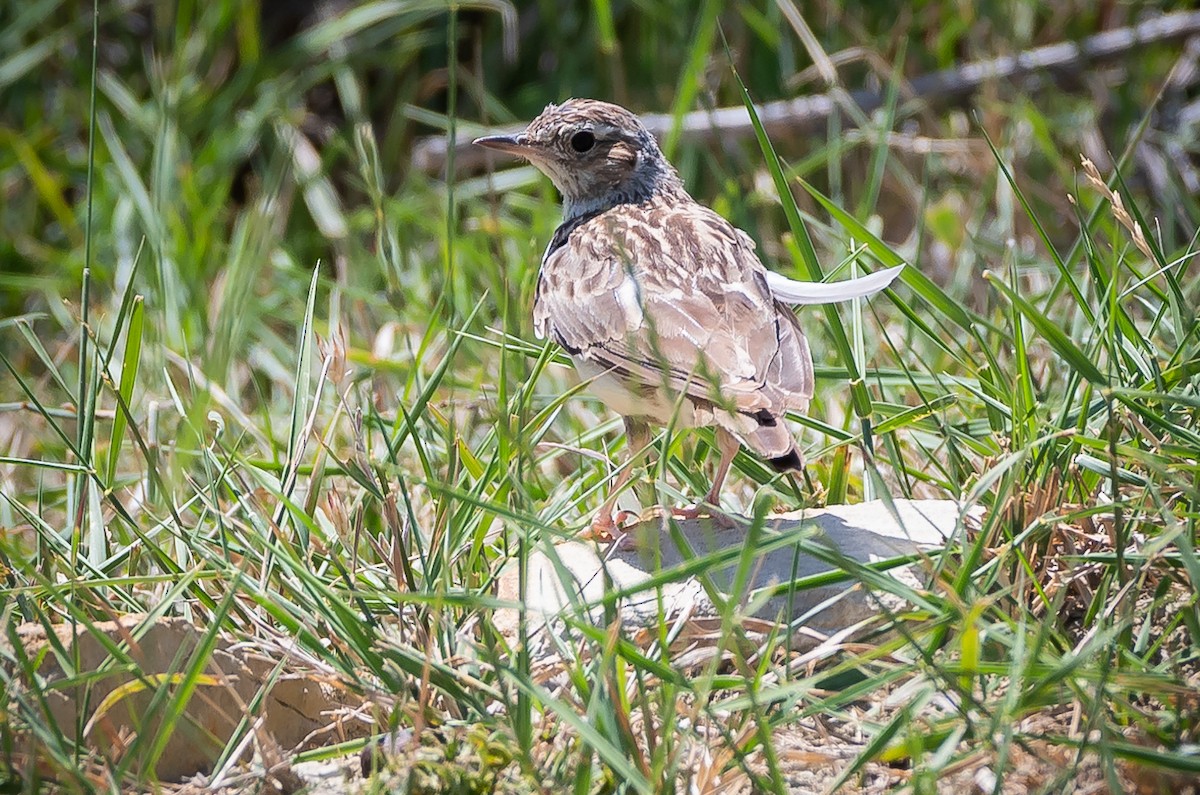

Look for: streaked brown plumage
[476,99,901,536]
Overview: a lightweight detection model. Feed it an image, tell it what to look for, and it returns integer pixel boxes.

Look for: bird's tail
[767,446,803,473]
[723,410,804,473]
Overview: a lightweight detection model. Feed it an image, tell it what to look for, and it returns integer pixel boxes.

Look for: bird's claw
[669,505,705,520]
[670,503,735,528]
[582,510,639,542]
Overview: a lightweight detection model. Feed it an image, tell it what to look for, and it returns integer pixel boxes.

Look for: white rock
[496,499,969,648]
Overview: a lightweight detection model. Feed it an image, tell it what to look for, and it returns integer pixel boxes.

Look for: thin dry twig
[415,10,1200,176]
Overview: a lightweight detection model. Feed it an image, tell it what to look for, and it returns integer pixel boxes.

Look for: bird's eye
[570,131,595,153]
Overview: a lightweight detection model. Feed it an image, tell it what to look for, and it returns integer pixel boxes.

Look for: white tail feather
[766,263,905,305]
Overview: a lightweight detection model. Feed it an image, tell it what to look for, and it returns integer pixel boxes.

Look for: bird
[474,99,902,537]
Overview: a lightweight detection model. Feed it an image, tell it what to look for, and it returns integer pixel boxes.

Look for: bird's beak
[473,133,532,156]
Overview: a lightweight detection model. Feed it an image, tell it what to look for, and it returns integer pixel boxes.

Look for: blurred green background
[3,0,1196,324]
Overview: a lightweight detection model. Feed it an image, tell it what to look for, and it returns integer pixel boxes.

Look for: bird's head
[474,98,684,218]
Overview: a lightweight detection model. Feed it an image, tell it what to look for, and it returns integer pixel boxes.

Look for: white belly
[572,358,698,427]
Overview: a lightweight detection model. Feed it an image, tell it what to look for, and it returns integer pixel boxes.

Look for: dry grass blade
[1079,155,1157,261]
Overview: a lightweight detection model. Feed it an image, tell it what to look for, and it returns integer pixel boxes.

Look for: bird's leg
[586,418,652,540]
[671,427,739,526]
[703,427,741,507]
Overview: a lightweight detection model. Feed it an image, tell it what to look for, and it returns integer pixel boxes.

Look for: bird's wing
[534,202,813,421]
[765,263,904,305]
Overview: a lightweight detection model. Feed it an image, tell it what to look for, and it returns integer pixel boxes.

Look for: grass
[2,0,1199,792]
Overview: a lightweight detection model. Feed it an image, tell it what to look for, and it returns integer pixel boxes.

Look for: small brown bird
[475,99,901,536]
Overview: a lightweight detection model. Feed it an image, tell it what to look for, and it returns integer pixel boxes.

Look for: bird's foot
[581,510,639,543]
[669,503,735,529]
